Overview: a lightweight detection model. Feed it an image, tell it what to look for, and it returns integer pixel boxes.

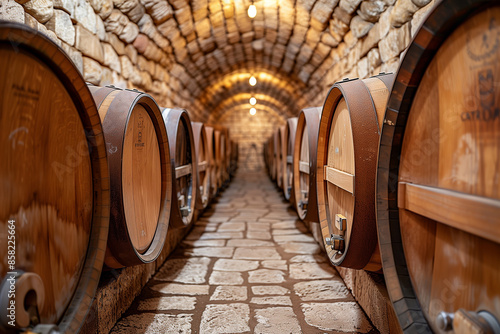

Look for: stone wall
[0,0,438,140]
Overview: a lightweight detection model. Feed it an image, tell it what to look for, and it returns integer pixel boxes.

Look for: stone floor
[110,170,378,334]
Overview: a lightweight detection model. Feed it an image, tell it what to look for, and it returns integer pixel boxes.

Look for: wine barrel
[192,122,210,210]
[88,85,171,268]
[276,126,286,189]
[316,73,394,272]
[268,133,277,181]
[221,127,231,184]
[223,128,231,182]
[263,139,270,173]
[283,118,298,203]
[293,107,321,222]
[0,22,109,333]
[205,126,217,198]
[229,140,238,176]
[162,108,198,228]
[213,129,223,189]
[376,1,500,332]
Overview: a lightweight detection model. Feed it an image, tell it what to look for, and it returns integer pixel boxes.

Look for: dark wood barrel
[214,129,223,189]
[205,126,217,198]
[272,130,280,183]
[376,1,500,332]
[223,128,231,182]
[229,140,238,176]
[0,22,109,333]
[276,126,286,189]
[192,122,210,210]
[283,118,298,203]
[219,127,230,184]
[88,85,171,268]
[268,133,277,181]
[264,139,270,173]
[162,108,197,228]
[293,107,321,222]
[316,73,394,272]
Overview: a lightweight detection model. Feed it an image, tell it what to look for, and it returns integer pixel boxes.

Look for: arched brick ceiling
[140,0,340,121]
[200,67,309,122]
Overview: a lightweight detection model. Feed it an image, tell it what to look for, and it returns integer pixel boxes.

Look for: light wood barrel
[293,107,322,222]
[283,118,298,203]
[192,122,210,210]
[162,108,198,228]
[316,74,394,271]
[376,1,500,332]
[0,22,109,333]
[205,126,217,198]
[89,85,171,268]
[276,126,286,189]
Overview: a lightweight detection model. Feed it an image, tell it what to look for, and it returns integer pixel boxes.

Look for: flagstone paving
[110,171,378,334]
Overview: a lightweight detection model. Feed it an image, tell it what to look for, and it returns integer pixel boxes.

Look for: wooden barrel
[214,129,223,189]
[316,74,394,271]
[293,107,321,222]
[268,134,277,181]
[205,126,218,198]
[376,1,500,332]
[0,22,109,333]
[220,127,230,184]
[162,108,197,228]
[229,140,238,176]
[276,126,286,189]
[283,118,298,203]
[89,85,171,268]
[223,128,231,182]
[263,139,270,173]
[192,122,210,210]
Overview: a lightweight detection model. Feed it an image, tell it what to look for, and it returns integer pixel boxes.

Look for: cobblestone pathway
[110,171,378,334]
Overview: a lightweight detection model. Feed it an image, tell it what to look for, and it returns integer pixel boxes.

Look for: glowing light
[249,97,257,105]
[250,108,256,115]
[249,76,257,86]
[248,4,256,18]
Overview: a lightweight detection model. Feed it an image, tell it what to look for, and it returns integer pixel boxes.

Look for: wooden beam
[398,182,500,244]
[324,166,354,194]
[299,160,310,174]
[198,161,207,172]
[287,155,293,164]
[175,164,192,178]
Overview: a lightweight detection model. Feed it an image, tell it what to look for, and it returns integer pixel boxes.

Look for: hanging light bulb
[248,4,257,18]
[250,107,256,115]
[249,97,257,105]
[249,76,257,86]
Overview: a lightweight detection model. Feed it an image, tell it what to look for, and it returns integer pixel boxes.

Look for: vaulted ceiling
[139,0,344,121]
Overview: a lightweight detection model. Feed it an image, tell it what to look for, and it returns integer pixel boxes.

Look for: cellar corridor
[109,170,376,334]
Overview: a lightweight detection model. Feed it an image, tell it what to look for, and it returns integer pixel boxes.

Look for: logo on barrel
[466,17,500,62]
[135,114,145,149]
[461,69,499,122]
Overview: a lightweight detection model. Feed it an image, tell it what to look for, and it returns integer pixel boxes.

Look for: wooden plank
[287,155,293,164]
[324,166,354,194]
[198,160,207,172]
[299,160,309,174]
[175,164,192,178]
[398,182,500,244]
